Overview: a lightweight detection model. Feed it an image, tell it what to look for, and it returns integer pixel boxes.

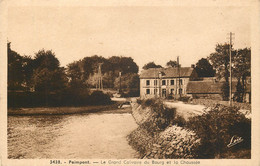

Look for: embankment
[128,100,201,159]
[8,102,131,116]
[128,99,251,159]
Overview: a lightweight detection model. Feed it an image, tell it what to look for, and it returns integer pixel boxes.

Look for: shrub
[138,99,176,133]
[137,98,158,109]
[186,104,251,158]
[172,115,187,127]
[151,100,176,131]
[178,96,190,102]
[89,91,112,105]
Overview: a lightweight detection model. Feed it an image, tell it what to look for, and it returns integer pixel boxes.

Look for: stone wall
[128,102,201,159]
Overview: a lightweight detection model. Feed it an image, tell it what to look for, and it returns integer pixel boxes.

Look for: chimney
[191,64,195,68]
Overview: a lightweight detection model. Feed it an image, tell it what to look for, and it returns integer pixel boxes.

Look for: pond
[8,112,138,159]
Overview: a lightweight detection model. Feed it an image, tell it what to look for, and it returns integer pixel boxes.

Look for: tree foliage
[208,43,233,82]
[32,50,68,93]
[8,42,33,91]
[8,42,24,90]
[232,48,251,102]
[142,62,162,70]
[208,44,251,102]
[114,73,139,91]
[166,60,179,68]
[195,58,215,77]
[67,55,139,89]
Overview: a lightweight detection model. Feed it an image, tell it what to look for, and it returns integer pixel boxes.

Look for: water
[8,112,138,159]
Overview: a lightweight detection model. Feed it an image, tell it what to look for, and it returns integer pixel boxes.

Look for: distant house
[139,66,198,99]
[186,77,251,103]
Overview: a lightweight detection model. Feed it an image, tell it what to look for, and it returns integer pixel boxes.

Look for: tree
[166,60,179,68]
[208,44,251,102]
[114,73,140,96]
[32,49,68,93]
[108,56,139,74]
[21,55,34,90]
[33,49,60,71]
[195,58,215,77]
[208,43,233,82]
[8,42,24,90]
[67,61,83,81]
[67,55,139,89]
[142,62,162,70]
[232,48,251,102]
[208,43,234,100]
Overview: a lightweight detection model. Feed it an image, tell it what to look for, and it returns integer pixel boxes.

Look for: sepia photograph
[1,0,260,165]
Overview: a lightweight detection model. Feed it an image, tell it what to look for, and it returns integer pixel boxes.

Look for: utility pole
[158,71,162,98]
[175,57,178,100]
[228,32,234,106]
[177,56,181,98]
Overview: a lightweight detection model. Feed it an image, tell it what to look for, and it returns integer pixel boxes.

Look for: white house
[139,67,198,99]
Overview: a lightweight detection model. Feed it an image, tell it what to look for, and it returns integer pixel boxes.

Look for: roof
[140,67,195,79]
[187,80,251,94]
[187,81,223,94]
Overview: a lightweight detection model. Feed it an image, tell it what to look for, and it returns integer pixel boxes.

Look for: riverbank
[8,102,131,116]
[128,98,251,159]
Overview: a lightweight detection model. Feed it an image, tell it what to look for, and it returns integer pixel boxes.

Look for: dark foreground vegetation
[128,98,251,159]
[8,90,111,108]
[8,42,139,108]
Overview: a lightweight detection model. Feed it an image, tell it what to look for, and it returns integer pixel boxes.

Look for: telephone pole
[177,56,181,98]
[228,32,234,106]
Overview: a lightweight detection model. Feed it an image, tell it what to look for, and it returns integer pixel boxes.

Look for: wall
[128,102,201,159]
[140,77,190,99]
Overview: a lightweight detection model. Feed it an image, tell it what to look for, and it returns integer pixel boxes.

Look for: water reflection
[8,113,138,159]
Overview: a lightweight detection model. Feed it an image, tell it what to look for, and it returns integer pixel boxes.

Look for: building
[139,67,198,99]
[186,77,251,103]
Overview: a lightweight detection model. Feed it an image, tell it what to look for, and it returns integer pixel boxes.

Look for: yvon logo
[227,135,244,148]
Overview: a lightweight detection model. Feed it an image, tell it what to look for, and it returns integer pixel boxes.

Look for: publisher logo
[227,135,243,148]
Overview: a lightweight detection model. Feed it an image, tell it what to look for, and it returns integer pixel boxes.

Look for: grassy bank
[128,98,251,159]
[8,102,131,116]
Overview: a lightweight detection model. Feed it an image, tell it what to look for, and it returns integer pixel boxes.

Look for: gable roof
[187,80,251,94]
[140,67,195,79]
[187,81,223,94]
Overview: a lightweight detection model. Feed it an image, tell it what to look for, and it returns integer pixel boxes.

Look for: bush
[151,100,176,131]
[137,99,176,133]
[89,91,112,105]
[178,96,190,102]
[186,104,251,158]
[172,115,187,127]
[8,90,112,108]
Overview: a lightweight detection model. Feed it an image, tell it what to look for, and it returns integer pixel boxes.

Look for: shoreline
[8,103,132,116]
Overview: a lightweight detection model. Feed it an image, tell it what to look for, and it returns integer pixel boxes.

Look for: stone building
[139,67,198,99]
[186,77,251,103]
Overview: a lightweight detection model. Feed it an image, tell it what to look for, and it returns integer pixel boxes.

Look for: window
[170,89,174,94]
[179,88,182,94]
[146,89,150,94]
[162,80,166,85]
[170,80,174,85]
[162,89,167,97]
[154,80,157,86]
[180,79,183,85]
[146,80,150,86]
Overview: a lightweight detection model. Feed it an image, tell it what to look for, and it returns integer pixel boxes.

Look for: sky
[7,6,251,70]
